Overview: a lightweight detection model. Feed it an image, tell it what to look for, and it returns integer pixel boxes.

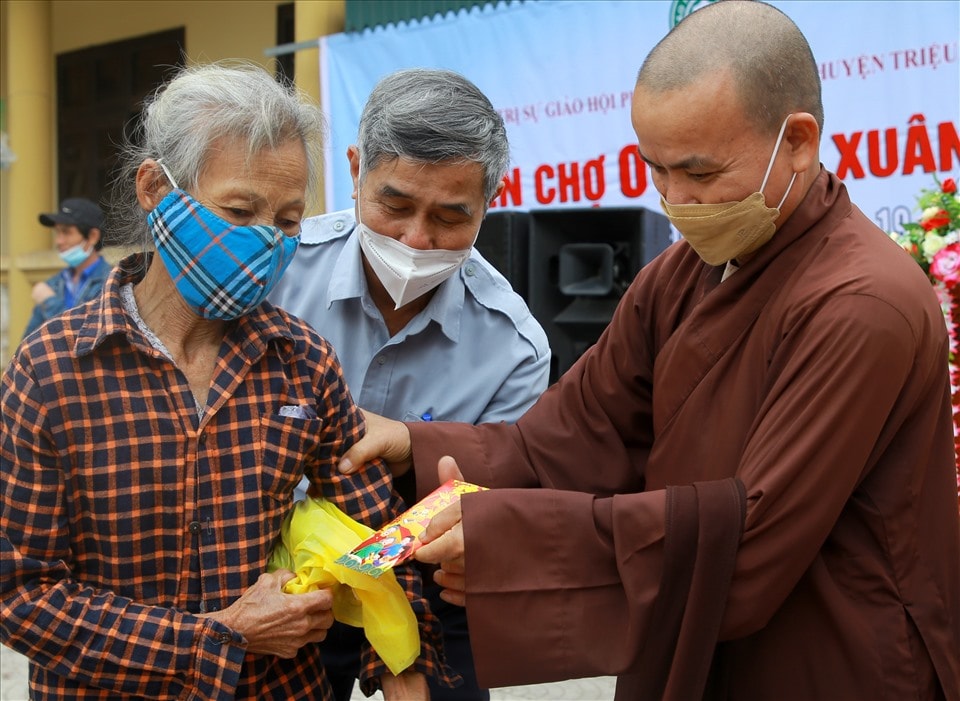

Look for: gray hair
[108,61,325,251]
[356,68,510,204]
[637,0,823,135]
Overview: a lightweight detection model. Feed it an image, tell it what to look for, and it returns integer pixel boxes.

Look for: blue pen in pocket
[403,410,434,422]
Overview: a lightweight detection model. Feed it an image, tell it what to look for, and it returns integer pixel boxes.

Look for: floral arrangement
[889,175,960,284]
[890,174,960,507]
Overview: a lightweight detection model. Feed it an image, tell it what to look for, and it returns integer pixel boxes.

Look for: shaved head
[637,0,823,134]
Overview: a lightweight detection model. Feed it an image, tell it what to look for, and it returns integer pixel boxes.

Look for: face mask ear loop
[155,158,180,190]
[356,157,367,229]
[759,114,792,195]
[776,172,798,210]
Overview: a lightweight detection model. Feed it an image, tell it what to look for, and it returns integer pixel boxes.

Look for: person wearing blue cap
[24,196,111,338]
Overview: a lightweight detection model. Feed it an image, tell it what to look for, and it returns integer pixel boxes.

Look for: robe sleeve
[454,480,667,687]
[409,418,745,691]
[406,350,665,689]
[628,478,746,700]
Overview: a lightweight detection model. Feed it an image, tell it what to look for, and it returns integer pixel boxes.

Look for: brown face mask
[660,114,797,266]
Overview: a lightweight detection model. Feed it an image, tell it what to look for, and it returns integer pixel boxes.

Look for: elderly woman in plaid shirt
[0,62,451,700]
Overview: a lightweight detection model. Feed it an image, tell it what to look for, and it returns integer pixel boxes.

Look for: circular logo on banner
[670,0,719,27]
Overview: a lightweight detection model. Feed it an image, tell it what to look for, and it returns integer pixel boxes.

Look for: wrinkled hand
[338,410,413,477]
[415,456,468,606]
[202,569,334,658]
[31,281,55,305]
[381,669,428,700]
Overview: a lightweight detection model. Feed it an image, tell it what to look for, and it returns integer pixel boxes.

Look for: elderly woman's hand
[203,569,334,658]
[381,669,429,700]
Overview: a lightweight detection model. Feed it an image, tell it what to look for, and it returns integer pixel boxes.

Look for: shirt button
[217,633,232,644]
[198,432,207,445]
[334,220,345,231]
[465,265,475,276]
[188,521,201,534]
[377,356,386,365]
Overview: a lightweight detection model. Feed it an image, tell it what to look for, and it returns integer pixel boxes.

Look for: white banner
[320,0,959,235]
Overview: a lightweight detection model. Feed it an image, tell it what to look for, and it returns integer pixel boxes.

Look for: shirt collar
[423,265,465,343]
[327,231,369,304]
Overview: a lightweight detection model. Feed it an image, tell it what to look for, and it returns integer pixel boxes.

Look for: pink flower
[930,242,960,288]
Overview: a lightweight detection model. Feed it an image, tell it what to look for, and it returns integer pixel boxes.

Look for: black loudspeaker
[528,207,672,382]
[475,211,531,300]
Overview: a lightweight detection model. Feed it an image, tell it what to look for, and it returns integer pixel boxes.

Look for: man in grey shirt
[270,68,550,701]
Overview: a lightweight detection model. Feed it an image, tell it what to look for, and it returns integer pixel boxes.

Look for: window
[277,3,295,84]
[55,29,185,209]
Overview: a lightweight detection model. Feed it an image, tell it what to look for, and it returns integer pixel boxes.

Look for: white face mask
[358,222,473,310]
[355,164,477,310]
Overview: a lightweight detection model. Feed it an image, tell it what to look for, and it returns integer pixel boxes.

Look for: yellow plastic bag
[267,497,420,675]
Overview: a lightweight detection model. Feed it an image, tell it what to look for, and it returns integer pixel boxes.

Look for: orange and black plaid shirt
[1,257,449,699]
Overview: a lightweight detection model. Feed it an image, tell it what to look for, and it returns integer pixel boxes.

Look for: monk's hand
[338,410,413,477]
[415,456,468,606]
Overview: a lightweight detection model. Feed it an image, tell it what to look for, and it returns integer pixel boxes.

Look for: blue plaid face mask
[146,164,299,320]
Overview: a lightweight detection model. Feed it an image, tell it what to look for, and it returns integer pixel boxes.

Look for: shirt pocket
[258,412,325,504]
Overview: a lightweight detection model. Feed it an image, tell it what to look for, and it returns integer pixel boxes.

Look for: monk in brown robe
[339,2,960,699]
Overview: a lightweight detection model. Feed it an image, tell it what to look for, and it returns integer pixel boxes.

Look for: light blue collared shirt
[270,209,551,430]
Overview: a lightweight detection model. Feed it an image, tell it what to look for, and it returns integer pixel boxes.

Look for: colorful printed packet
[334,479,488,578]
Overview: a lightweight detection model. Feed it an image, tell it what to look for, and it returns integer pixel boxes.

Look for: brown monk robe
[409,170,960,700]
